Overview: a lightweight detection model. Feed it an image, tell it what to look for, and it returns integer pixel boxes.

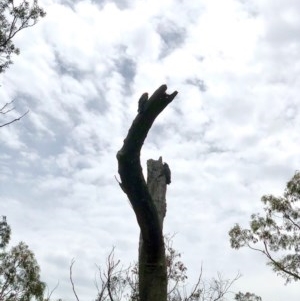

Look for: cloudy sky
[1,0,300,300]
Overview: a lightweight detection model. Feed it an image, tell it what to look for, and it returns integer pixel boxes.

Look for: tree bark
[138,157,169,301]
[116,84,177,301]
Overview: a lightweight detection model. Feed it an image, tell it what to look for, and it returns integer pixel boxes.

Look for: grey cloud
[91,0,131,10]
[237,0,259,17]
[156,20,187,58]
[186,77,207,92]
[54,51,85,81]
[113,47,137,93]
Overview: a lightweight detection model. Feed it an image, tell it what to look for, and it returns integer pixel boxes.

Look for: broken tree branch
[116,84,177,260]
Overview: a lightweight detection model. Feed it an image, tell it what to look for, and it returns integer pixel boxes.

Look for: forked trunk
[117,84,177,301]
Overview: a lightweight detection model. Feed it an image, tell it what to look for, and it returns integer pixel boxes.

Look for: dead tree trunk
[146,157,168,227]
[138,157,169,301]
[116,85,178,301]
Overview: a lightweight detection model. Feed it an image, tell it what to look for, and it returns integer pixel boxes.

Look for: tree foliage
[229,171,300,283]
[0,217,11,249]
[234,292,262,301]
[0,0,46,73]
[0,216,45,301]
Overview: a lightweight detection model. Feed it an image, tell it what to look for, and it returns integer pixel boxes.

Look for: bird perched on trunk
[163,163,171,185]
[138,92,148,113]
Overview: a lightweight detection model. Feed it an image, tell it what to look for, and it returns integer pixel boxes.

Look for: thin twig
[186,265,203,301]
[70,259,80,301]
[45,281,59,301]
[0,100,14,114]
[0,109,29,127]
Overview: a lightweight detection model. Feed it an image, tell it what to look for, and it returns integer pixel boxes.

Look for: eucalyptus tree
[0,0,46,73]
[229,171,300,283]
[0,216,45,301]
[0,0,46,127]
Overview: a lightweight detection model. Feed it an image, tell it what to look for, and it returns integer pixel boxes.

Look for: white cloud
[1,0,300,300]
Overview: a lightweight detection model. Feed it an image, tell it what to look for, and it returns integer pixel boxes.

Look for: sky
[0,0,300,300]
